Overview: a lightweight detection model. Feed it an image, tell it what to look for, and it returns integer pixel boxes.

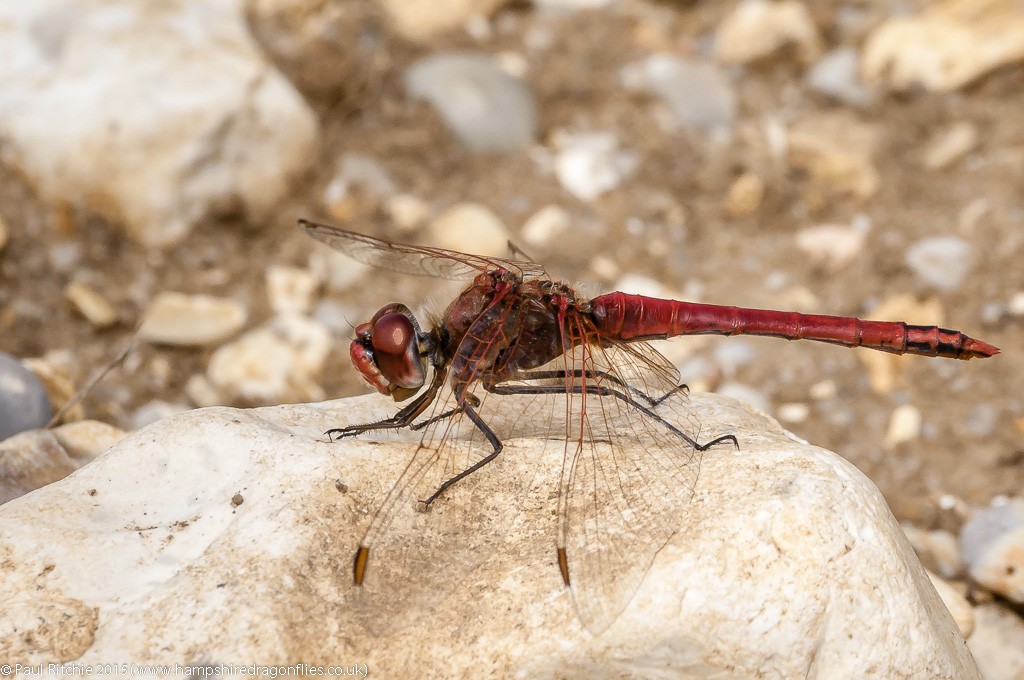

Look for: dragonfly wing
[553,331,726,633]
[300,219,547,280]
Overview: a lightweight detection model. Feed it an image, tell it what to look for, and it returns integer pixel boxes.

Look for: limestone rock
[0,393,979,676]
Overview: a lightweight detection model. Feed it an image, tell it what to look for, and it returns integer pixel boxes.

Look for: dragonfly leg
[487,381,737,452]
[502,369,686,407]
[409,393,481,432]
[422,397,503,507]
[324,367,446,441]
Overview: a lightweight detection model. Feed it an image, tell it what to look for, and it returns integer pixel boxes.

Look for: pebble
[1008,291,1024,317]
[207,314,331,404]
[311,299,357,335]
[809,379,837,401]
[139,293,248,347]
[612,274,668,298]
[322,154,398,222]
[20,356,83,424]
[65,282,118,329]
[0,430,73,504]
[51,420,127,460]
[0,353,53,441]
[795,221,868,271]
[925,571,974,639]
[777,402,810,424]
[968,603,1024,680]
[902,524,965,579]
[960,498,1024,604]
[883,403,922,449]
[788,114,879,203]
[378,0,504,40]
[129,400,190,431]
[713,340,756,376]
[904,236,976,292]
[266,265,318,316]
[428,203,510,256]
[0,1,318,247]
[589,255,620,281]
[553,131,639,201]
[521,205,571,247]
[922,121,979,170]
[386,194,432,233]
[724,173,765,218]
[715,0,822,65]
[185,374,222,409]
[405,53,537,153]
[862,0,1024,91]
[965,404,998,439]
[806,47,875,108]
[308,249,371,294]
[715,382,770,414]
[620,55,736,136]
[858,294,945,394]
[0,215,8,252]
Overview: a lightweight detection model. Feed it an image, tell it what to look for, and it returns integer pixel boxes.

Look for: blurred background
[0,0,1022,668]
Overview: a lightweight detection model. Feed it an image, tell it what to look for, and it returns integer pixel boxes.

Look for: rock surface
[0,393,979,677]
[0,0,318,247]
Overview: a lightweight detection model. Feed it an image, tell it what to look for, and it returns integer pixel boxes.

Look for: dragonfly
[300,218,998,633]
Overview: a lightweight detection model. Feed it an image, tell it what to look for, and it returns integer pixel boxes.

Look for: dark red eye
[371,312,414,355]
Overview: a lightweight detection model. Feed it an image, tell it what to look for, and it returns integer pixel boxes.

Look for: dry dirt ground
[1,2,1021,539]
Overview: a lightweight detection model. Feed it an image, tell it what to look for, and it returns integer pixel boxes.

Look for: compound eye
[371,312,415,356]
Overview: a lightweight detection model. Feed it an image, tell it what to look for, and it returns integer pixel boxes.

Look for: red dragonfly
[300,219,998,632]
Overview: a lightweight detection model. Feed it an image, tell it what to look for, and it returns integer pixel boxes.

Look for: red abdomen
[589,292,999,360]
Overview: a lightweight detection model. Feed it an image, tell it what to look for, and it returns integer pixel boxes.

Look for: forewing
[300,219,547,280]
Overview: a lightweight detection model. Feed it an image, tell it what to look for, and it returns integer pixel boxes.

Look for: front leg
[325,367,447,440]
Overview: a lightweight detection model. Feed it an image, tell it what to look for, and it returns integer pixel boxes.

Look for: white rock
[715,0,822,65]
[862,0,1024,92]
[65,282,118,329]
[428,203,510,256]
[922,121,979,170]
[554,132,639,201]
[0,1,319,248]
[884,403,922,449]
[129,400,191,431]
[961,498,1024,604]
[715,382,770,414]
[386,194,432,233]
[378,0,504,40]
[809,379,837,400]
[795,221,868,271]
[308,249,372,293]
[266,265,318,316]
[620,55,736,136]
[1008,291,1024,317]
[322,154,398,222]
[905,236,976,292]
[806,47,875,107]
[406,53,537,152]
[0,393,981,677]
[777,402,810,424]
[139,293,248,347]
[903,525,966,580]
[968,603,1024,680]
[207,314,331,404]
[521,205,571,247]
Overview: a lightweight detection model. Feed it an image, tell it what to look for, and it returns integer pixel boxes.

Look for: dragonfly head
[350,303,428,401]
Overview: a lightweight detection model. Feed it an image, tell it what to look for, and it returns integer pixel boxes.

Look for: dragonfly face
[349,303,428,401]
